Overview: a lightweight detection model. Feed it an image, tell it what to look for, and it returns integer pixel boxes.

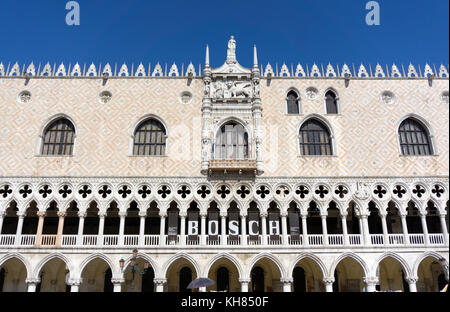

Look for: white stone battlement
[0,61,448,79]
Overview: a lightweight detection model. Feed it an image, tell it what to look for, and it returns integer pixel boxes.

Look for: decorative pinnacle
[253,45,258,67]
[205,45,210,67]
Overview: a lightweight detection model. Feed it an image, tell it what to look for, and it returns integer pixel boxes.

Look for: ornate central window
[214,122,249,160]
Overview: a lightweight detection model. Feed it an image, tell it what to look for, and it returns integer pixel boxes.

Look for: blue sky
[0,0,448,69]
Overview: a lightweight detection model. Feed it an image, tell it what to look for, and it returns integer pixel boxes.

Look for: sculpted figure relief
[212,79,252,99]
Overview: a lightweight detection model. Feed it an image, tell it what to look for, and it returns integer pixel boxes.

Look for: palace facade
[0,37,449,293]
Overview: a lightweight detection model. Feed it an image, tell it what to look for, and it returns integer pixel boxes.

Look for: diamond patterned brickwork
[259,78,449,177]
[0,77,448,177]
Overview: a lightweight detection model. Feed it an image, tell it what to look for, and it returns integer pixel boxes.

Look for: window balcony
[208,159,258,177]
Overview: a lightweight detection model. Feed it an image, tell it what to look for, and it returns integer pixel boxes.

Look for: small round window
[180,91,193,104]
[18,90,32,104]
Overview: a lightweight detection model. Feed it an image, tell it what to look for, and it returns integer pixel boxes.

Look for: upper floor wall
[0,75,448,178]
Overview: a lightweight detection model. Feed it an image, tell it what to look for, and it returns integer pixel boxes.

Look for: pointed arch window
[299,119,332,156]
[398,118,432,156]
[325,90,338,114]
[214,122,249,160]
[133,119,167,156]
[287,90,300,114]
[41,118,75,156]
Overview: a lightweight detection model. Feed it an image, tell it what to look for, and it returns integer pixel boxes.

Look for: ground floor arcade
[0,250,447,293]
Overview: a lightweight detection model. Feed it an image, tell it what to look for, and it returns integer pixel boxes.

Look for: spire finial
[205,45,210,67]
[253,45,258,67]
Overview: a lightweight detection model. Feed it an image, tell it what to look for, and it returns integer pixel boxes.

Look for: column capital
[37,211,46,218]
[68,278,83,286]
[418,210,428,217]
[98,211,107,218]
[240,212,248,218]
[78,212,87,218]
[260,212,268,218]
[138,212,147,218]
[405,277,418,284]
[200,212,208,218]
[239,278,251,284]
[16,211,26,218]
[320,213,328,218]
[280,211,288,218]
[0,211,5,218]
[118,211,127,218]
[323,277,335,284]
[363,276,379,285]
[340,212,348,218]
[159,212,168,218]
[179,212,187,218]
[153,278,167,286]
[280,278,294,284]
[110,278,125,284]
[300,212,308,218]
[26,278,41,285]
[57,211,67,218]
[220,211,228,218]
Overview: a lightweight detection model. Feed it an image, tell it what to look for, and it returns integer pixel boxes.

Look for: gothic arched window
[214,122,249,160]
[133,119,167,156]
[41,118,75,156]
[325,90,338,114]
[287,90,300,114]
[299,119,332,156]
[398,118,432,156]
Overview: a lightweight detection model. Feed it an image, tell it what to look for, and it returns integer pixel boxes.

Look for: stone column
[200,213,207,245]
[406,277,418,292]
[380,212,388,245]
[363,277,379,292]
[400,213,410,245]
[77,212,86,246]
[439,212,449,246]
[323,277,335,292]
[119,211,127,246]
[281,212,288,246]
[154,278,167,292]
[241,213,247,246]
[35,211,46,247]
[239,278,250,292]
[69,279,82,292]
[419,211,430,246]
[221,212,227,246]
[159,212,167,246]
[261,212,268,245]
[111,278,124,292]
[15,212,26,246]
[321,214,328,246]
[281,278,293,292]
[301,213,308,246]
[180,212,186,246]
[361,214,371,246]
[139,211,147,247]
[341,213,349,246]
[56,211,66,247]
[26,278,40,292]
[98,212,106,246]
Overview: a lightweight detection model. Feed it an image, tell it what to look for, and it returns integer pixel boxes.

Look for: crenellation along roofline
[0,61,448,79]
